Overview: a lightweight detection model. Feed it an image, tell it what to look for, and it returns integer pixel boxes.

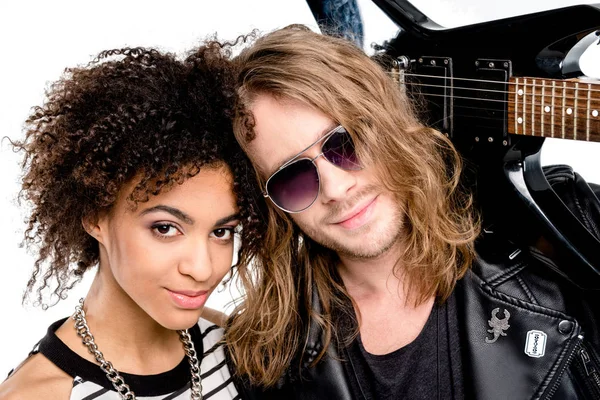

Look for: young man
[226,25,600,399]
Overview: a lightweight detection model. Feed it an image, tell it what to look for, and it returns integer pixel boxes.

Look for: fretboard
[508,77,600,142]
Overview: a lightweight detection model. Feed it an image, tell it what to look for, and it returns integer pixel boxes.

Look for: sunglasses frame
[263,125,362,213]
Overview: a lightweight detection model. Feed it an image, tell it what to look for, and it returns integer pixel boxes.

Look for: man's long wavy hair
[227,25,480,387]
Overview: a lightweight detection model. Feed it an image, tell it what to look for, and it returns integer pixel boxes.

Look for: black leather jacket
[232,168,600,400]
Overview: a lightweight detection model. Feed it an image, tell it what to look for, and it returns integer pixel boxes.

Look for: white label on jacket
[524,330,547,358]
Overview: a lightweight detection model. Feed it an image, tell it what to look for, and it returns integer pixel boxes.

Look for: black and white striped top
[27,318,239,399]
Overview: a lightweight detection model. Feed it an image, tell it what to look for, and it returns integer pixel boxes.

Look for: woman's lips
[167,289,209,309]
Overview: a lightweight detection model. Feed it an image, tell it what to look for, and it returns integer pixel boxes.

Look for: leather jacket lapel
[293,285,355,400]
[456,263,582,400]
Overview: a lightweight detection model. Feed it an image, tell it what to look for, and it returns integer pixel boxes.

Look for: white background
[0,0,598,377]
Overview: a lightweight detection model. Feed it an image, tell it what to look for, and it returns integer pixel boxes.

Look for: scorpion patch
[485,307,511,343]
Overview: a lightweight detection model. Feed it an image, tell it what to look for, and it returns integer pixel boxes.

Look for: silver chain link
[73,298,203,400]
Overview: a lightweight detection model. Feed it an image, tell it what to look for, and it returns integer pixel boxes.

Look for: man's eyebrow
[215,213,240,226]
[139,205,194,224]
[269,122,339,176]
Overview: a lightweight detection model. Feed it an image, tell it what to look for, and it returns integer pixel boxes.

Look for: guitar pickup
[464,59,512,144]
[408,56,453,137]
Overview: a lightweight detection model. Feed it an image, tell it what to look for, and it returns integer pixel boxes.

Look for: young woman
[0,43,263,399]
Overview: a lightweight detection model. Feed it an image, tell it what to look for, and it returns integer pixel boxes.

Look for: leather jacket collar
[457,237,582,399]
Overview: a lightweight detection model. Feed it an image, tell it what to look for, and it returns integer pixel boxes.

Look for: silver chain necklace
[72,298,203,400]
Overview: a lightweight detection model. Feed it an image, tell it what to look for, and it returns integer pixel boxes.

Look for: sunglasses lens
[323,127,361,170]
[267,159,319,212]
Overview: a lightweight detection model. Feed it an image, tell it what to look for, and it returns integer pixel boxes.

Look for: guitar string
[418,102,600,129]
[426,111,598,139]
[423,101,597,119]
[414,93,600,122]
[425,111,599,139]
[431,109,599,127]
[452,112,597,131]
[450,102,597,116]
[411,89,598,105]
[450,108,596,123]
[441,119,598,136]
[415,92,600,122]
[402,81,600,101]
[401,73,600,93]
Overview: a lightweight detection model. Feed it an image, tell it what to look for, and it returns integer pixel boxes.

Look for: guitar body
[374,2,600,286]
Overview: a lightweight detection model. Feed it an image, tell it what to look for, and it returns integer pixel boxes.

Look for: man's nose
[315,156,357,204]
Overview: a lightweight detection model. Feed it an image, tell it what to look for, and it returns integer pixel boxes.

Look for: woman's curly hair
[14,43,265,308]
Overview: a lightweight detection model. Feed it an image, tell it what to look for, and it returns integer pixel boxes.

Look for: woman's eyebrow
[215,213,240,226]
[139,205,194,224]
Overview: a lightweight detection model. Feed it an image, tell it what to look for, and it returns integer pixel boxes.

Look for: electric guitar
[373,1,600,287]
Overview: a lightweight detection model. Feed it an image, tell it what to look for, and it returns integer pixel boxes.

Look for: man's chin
[311,235,396,260]
[336,244,395,260]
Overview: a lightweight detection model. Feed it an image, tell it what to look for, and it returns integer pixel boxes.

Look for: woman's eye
[211,228,234,240]
[152,224,180,238]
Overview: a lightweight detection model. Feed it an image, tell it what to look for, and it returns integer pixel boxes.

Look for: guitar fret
[592,85,600,142]
[587,83,591,141]
[541,82,545,136]
[551,81,555,138]
[531,79,536,136]
[523,78,527,134]
[574,82,578,140]
[514,78,519,135]
[562,81,566,139]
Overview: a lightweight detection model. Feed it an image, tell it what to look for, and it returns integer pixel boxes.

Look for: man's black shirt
[343,293,464,400]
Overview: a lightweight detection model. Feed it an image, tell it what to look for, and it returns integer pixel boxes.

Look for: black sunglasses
[263,125,362,213]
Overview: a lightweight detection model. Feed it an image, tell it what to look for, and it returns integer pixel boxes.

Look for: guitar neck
[508,77,600,142]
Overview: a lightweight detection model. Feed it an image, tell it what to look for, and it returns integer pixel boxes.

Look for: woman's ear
[82,214,106,244]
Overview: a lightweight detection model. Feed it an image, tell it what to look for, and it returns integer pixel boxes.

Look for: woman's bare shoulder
[0,353,72,400]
